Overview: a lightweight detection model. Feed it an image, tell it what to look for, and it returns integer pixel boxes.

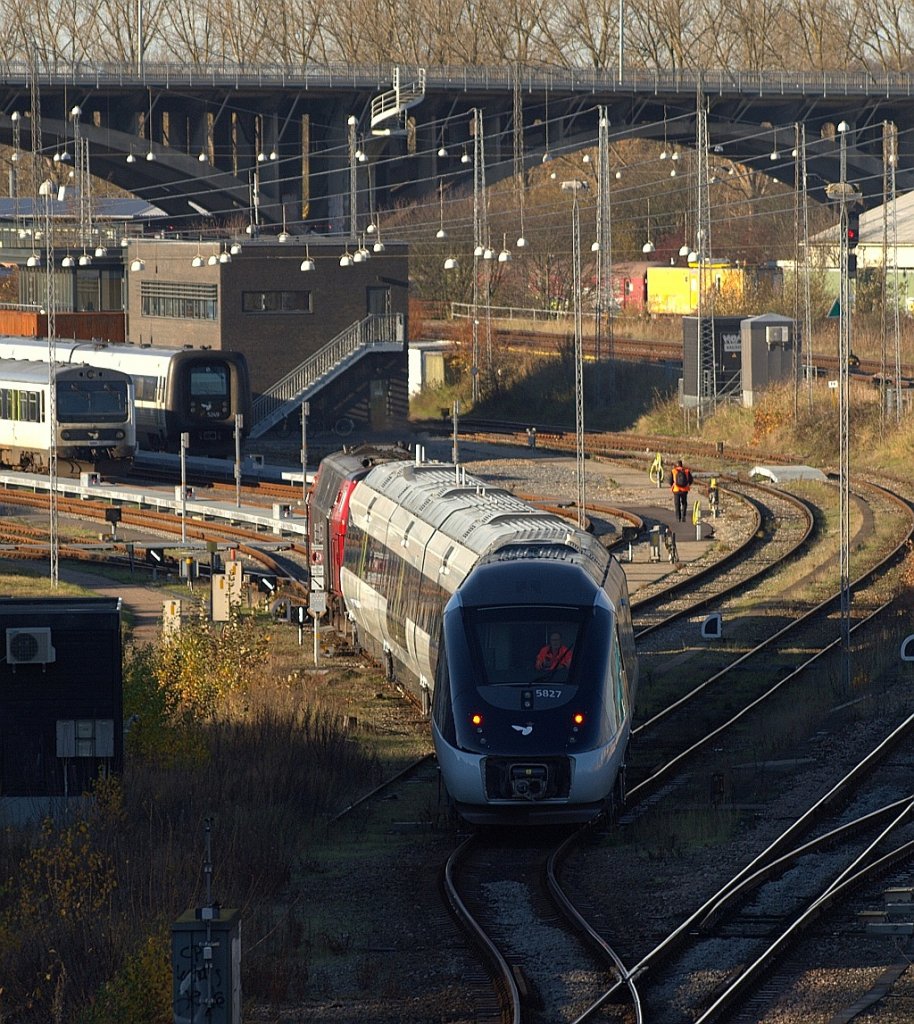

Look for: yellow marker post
[687,495,704,528]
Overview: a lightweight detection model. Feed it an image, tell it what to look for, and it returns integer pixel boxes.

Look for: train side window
[135,375,157,401]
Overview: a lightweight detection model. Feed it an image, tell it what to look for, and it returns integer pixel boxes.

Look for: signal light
[846,210,860,249]
[257,575,277,594]
[470,713,483,727]
[572,712,585,726]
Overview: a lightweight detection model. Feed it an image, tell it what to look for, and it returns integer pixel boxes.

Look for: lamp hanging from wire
[436,181,447,239]
[642,199,655,254]
[145,87,155,161]
[542,90,551,163]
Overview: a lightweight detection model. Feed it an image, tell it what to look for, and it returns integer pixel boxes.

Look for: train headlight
[470,713,483,728]
[61,430,71,440]
[572,712,585,727]
[115,430,125,440]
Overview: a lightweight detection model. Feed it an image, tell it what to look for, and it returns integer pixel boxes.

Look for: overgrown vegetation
[410,328,680,430]
[0,608,396,1022]
[634,375,914,479]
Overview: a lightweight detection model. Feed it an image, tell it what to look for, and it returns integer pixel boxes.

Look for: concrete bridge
[1,61,911,233]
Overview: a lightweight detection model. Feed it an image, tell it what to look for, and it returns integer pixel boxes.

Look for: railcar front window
[188,364,230,420]
[466,607,585,686]
[56,380,130,422]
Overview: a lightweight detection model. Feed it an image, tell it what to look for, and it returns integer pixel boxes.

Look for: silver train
[308,445,638,825]
[0,358,135,471]
[0,337,250,456]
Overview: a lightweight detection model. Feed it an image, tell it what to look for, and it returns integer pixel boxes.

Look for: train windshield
[189,364,229,397]
[464,606,587,686]
[56,379,130,422]
[188,363,230,421]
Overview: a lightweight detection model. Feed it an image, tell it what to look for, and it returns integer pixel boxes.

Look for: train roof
[359,458,610,572]
[0,358,130,386]
[0,337,247,370]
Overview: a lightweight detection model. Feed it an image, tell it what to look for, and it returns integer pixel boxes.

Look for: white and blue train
[0,337,250,457]
[308,445,638,825]
[0,358,135,471]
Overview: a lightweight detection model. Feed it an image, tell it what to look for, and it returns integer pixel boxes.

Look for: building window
[140,281,218,320]
[242,290,312,314]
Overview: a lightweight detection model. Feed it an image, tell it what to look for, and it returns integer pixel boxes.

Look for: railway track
[631,477,816,635]
[443,830,639,1024]
[553,482,914,1022]
[0,484,311,594]
[423,450,914,1023]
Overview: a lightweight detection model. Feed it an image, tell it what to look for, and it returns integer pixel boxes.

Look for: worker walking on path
[668,459,693,522]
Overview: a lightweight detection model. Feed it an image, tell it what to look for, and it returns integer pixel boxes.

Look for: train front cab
[431,560,634,826]
[55,367,135,460]
[163,352,251,453]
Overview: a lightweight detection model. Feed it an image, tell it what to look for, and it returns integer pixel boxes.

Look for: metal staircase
[248,313,404,439]
[370,67,426,134]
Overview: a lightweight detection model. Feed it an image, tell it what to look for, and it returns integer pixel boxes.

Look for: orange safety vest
[671,466,692,493]
[536,644,571,670]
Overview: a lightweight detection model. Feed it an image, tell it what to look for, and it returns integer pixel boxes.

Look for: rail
[3,60,914,99]
[250,312,404,434]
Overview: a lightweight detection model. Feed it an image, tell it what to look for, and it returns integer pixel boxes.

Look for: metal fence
[2,60,913,98]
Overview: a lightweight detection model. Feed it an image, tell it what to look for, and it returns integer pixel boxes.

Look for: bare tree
[553,0,622,69]
[267,0,329,64]
[628,0,717,70]
[162,0,222,66]
[778,0,861,69]
[855,0,914,70]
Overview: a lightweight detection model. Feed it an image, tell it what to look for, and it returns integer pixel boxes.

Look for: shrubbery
[0,606,381,1022]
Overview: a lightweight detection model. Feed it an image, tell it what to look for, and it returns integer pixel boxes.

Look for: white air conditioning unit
[6,627,56,665]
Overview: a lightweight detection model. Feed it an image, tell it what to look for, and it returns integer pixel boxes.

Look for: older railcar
[0,359,135,471]
[0,337,250,456]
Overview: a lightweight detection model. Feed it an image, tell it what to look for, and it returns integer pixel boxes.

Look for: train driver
[535,631,572,672]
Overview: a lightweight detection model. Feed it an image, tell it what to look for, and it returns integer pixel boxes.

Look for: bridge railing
[2,60,914,97]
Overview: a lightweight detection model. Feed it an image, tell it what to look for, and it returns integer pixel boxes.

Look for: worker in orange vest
[669,459,693,522]
[535,631,572,671]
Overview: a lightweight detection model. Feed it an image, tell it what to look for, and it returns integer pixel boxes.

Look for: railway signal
[846,209,860,248]
[257,575,277,595]
[104,506,121,540]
